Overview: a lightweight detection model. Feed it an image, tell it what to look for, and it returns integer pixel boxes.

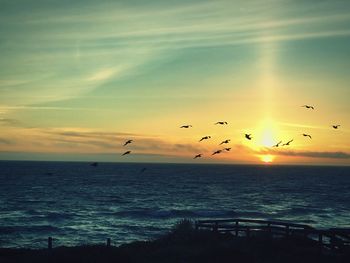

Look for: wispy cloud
[0,118,23,127]
[0,106,78,111]
[277,122,328,130]
[2,0,350,108]
[259,148,350,159]
[0,127,206,156]
[86,68,118,82]
[0,138,15,145]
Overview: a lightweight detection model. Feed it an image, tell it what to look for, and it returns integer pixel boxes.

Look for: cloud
[5,2,349,47]
[0,138,15,145]
[86,68,119,82]
[0,126,207,157]
[45,129,141,139]
[2,0,350,109]
[277,122,327,130]
[259,149,350,159]
[0,106,109,112]
[0,118,23,127]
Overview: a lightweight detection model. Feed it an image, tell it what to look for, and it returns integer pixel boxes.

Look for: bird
[332,125,340,129]
[282,139,294,146]
[199,136,211,142]
[122,151,131,156]
[272,141,282,147]
[90,162,98,167]
[123,140,133,146]
[302,134,312,139]
[245,134,252,140]
[215,121,228,125]
[140,168,147,174]
[193,154,202,159]
[301,105,314,110]
[180,125,192,128]
[219,139,230,145]
[212,150,222,155]
[224,148,231,151]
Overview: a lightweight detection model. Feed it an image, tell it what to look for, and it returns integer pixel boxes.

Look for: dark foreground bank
[1,220,349,263]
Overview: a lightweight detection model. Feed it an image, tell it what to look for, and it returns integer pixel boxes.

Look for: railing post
[318,233,323,253]
[213,222,218,233]
[235,220,239,236]
[246,227,250,238]
[48,237,52,249]
[286,225,290,237]
[330,233,335,251]
[267,222,271,236]
[303,227,308,238]
[107,238,111,247]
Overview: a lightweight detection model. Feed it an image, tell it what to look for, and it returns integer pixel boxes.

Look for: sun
[260,154,275,163]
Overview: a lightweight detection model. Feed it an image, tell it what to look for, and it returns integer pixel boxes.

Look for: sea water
[0,161,349,248]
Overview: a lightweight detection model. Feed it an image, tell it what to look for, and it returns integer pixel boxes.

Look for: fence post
[246,227,250,238]
[303,228,308,238]
[318,233,323,253]
[235,221,239,236]
[107,238,111,247]
[48,237,52,249]
[286,225,290,237]
[213,222,218,233]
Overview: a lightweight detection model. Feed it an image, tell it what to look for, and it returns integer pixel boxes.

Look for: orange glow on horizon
[260,154,275,163]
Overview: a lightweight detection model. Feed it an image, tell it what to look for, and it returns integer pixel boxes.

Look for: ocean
[0,161,349,248]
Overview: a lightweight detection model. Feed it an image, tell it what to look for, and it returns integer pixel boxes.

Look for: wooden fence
[195,218,350,252]
[45,219,349,253]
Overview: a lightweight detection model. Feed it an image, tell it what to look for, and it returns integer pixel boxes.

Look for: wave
[45,212,75,221]
[237,211,270,218]
[0,225,61,234]
[112,209,238,219]
[280,207,326,217]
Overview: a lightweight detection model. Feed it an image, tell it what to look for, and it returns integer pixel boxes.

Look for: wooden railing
[195,219,350,252]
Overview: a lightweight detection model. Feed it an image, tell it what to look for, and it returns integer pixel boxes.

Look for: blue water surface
[0,161,349,248]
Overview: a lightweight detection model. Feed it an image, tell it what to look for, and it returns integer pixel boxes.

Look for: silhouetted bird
[245,134,252,140]
[212,150,222,155]
[140,168,147,173]
[90,162,98,167]
[282,139,293,146]
[273,141,282,147]
[180,125,192,128]
[215,121,228,125]
[302,105,314,110]
[224,148,231,151]
[123,140,133,146]
[302,134,312,139]
[199,136,211,142]
[219,139,230,145]
[122,151,131,156]
[332,125,340,129]
[194,154,202,159]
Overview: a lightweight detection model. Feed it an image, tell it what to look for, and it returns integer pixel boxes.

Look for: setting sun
[260,155,275,163]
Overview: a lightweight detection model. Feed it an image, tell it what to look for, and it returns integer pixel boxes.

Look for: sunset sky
[0,0,349,165]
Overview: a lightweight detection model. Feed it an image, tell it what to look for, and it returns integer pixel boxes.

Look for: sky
[0,0,350,165]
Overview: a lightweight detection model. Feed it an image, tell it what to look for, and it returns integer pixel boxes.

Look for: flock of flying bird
[120,105,341,160]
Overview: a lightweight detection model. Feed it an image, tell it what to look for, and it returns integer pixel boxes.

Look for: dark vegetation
[1,219,349,263]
